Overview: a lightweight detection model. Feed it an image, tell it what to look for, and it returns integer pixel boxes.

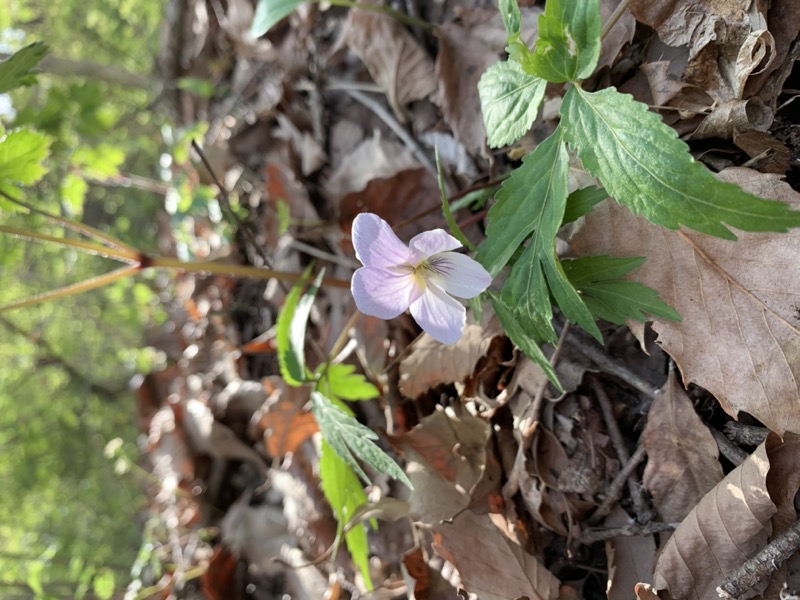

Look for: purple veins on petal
[408,228,462,260]
[425,252,492,299]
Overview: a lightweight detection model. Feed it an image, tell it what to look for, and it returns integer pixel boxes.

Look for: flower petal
[352,213,412,268]
[426,252,493,298]
[409,283,466,345]
[352,266,417,319]
[408,229,462,261]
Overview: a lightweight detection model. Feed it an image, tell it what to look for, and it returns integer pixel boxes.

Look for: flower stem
[147,256,351,288]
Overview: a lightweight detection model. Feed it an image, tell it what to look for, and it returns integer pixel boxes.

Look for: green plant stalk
[149,256,350,288]
[0,190,140,254]
[326,0,432,30]
[0,224,140,262]
[0,266,141,313]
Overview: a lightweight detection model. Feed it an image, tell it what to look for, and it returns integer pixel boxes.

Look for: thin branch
[580,519,677,545]
[592,379,651,522]
[717,517,800,599]
[587,444,648,525]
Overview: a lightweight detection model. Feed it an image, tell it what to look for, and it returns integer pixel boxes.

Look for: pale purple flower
[351,213,492,345]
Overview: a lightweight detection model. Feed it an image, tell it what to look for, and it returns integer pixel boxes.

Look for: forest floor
[134,1,800,598]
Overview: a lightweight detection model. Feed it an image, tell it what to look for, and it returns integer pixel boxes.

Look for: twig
[592,379,650,522]
[587,444,648,525]
[344,89,441,189]
[716,517,800,599]
[601,0,631,41]
[711,428,748,466]
[562,326,658,398]
[580,520,677,545]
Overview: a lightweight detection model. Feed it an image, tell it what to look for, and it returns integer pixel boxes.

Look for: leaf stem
[601,0,631,41]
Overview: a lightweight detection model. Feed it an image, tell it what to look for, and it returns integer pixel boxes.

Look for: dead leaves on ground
[137,0,800,598]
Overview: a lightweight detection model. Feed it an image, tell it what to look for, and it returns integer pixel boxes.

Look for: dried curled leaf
[653,442,775,598]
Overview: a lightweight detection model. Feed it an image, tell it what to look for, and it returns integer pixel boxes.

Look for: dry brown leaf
[569,168,800,435]
[323,131,419,203]
[652,442,775,599]
[642,372,723,523]
[399,323,502,398]
[630,0,777,137]
[605,506,657,600]
[256,399,318,457]
[394,406,490,491]
[433,508,560,600]
[762,433,800,598]
[342,10,436,122]
[598,0,636,72]
[401,410,560,600]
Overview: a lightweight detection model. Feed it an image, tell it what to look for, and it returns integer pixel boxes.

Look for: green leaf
[478,61,546,149]
[477,131,567,276]
[498,0,522,41]
[562,256,681,324]
[317,363,380,402]
[489,291,561,390]
[251,0,305,37]
[319,441,373,589]
[312,391,412,488]
[562,186,608,225]
[0,127,51,200]
[478,129,600,339]
[92,567,116,600]
[275,267,320,385]
[561,86,800,239]
[526,0,601,82]
[0,42,47,93]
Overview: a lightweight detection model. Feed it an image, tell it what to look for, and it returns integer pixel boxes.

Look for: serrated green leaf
[561,86,800,239]
[319,441,373,589]
[0,127,51,193]
[525,0,601,82]
[318,363,380,402]
[562,256,681,324]
[478,60,546,149]
[0,42,47,93]
[477,131,568,276]
[498,0,522,40]
[275,267,319,385]
[251,0,305,37]
[479,129,600,339]
[489,291,562,390]
[562,186,608,225]
[312,391,412,488]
